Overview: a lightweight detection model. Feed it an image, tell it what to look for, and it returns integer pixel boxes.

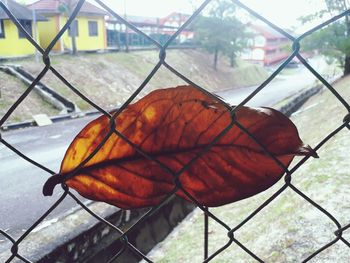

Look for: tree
[58,0,78,55]
[193,0,248,70]
[300,0,350,75]
[223,21,250,68]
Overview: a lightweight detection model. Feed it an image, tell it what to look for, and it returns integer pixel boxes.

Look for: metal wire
[0,0,349,262]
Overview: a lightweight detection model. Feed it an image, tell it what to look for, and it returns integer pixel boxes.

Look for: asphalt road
[0,58,327,249]
[219,59,326,107]
[0,116,96,245]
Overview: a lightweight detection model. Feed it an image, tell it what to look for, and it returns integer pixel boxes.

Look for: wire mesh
[0,0,349,262]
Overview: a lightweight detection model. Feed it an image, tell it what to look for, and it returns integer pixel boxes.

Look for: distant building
[106,12,193,47]
[241,24,290,66]
[159,12,193,42]
[0,0,46,57]
[27,0,107,52]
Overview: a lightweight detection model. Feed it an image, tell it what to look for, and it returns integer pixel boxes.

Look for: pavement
[0,57,328,252]
[0,116,96,249]
[219,58,327,107]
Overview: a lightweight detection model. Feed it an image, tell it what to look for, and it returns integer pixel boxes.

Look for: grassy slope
[3,49,267,116]
[0,72,60,123]
[144,76,350,262]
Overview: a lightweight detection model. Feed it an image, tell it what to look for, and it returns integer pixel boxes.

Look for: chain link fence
[0,0,350,262]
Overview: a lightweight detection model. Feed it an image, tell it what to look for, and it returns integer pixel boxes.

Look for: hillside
[0,71,60,122]
[0,49,268,123]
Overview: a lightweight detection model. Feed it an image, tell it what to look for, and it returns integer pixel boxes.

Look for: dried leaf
[44,85,316,209]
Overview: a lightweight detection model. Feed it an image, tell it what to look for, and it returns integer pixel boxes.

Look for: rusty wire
[0,0,350,262]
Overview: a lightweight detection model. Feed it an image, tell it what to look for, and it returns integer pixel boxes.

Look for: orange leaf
[44,85,316,209]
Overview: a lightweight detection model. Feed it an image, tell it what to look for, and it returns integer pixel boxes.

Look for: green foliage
[193,0,249,69]
[194,16,239,53]
[300,0,350,74]
[323,0,350,13]
[302,21,349,65]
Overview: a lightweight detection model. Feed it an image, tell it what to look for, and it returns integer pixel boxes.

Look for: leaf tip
[299,144,319,158]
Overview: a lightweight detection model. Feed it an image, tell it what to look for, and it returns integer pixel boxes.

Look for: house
[27,0,107,52]
[241,24,290,66]
[106,12,193,47]
[159,12,193,42]
[0,0,46,57]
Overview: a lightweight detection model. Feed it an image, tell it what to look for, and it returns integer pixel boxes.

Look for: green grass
[144,75,350,263]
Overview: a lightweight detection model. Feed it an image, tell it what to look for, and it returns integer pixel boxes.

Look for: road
[0,57,327,249]
[220,58,327,107]
[0,117,96,246]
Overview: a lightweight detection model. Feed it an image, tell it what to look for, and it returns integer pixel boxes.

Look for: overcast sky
[96,0,325,30]
[24,0,329,32]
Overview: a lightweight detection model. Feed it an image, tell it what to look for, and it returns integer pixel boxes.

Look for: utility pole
[32,9,39,62]
[124,0,129,52]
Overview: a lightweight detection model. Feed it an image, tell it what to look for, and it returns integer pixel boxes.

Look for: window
[18,20,32,38]
[266,49,276,55]
[68,20,79,37]
[88,21,98,36]
[0,20,4,38]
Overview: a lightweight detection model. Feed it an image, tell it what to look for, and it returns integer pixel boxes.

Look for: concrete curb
[0,105,121,131]
[278,85,323,116]
[278,74,342,117]
[0,111,93,131]
[0,65,78,114]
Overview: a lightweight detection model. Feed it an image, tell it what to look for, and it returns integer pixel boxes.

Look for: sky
[24,0,328,33]
[97,0,326,31]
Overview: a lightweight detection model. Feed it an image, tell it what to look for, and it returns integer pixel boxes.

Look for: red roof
[250,24,287,40]
[27,0,107,16]
[159,12,190,25]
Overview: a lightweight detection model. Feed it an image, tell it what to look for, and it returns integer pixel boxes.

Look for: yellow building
[0,0,46,57]
[27,0,107,52]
